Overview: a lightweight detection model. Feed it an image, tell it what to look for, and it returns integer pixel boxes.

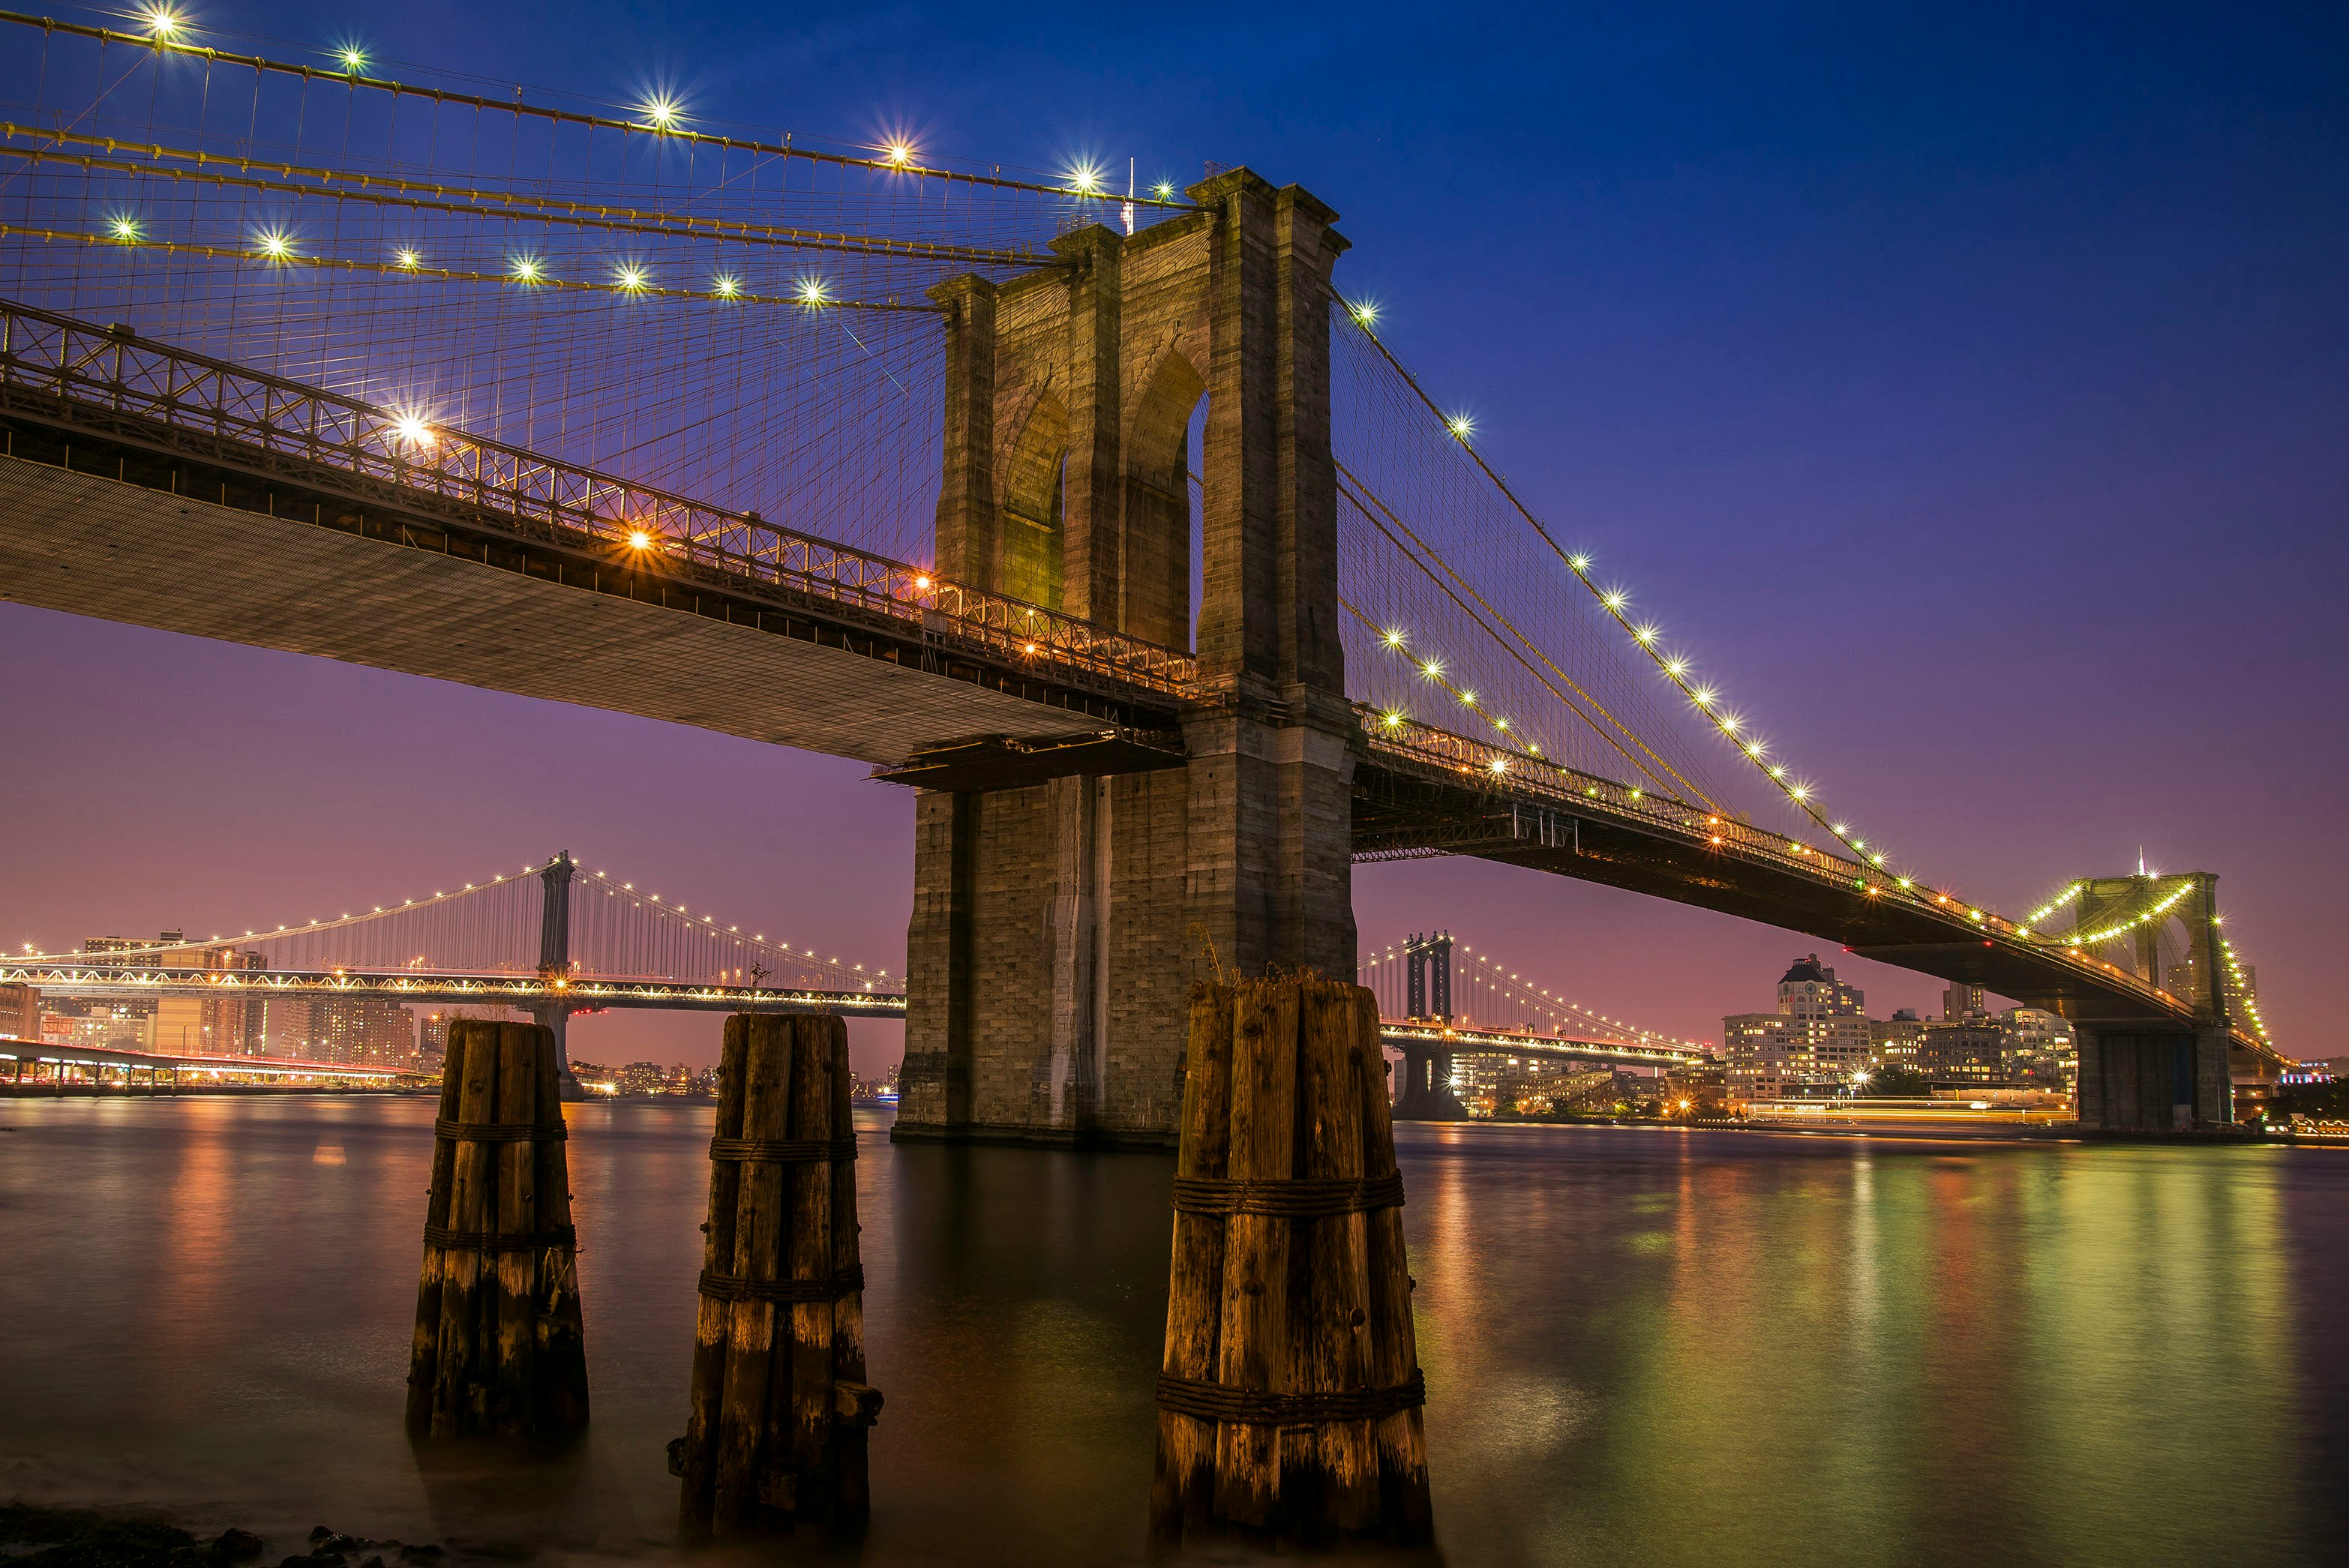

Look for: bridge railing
[1360,712,2262,1051]
[0,298,1198,698]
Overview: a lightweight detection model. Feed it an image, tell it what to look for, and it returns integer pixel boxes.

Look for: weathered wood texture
[1150,977,1431,1546]
[676,1013,878,1539]
[404,1019,590,1438]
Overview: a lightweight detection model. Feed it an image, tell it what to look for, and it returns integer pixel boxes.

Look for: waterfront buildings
[1915,1020,2008,1083]
[1451,1054,1638,1117]
[80,932,264,1054]
[26,929,416,1064]
[571,1058,716,1096]
[2002,1007,2076,1090]
[253,995,416,1065]
[1726,956,2078,1100]
[1721,955,1874,1099]
[1870,1009,1925,1067]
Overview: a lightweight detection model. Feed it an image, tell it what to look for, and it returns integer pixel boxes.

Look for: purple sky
[5,0,2344,1071]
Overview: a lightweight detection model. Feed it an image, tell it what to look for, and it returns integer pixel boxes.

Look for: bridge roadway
[0,299,2276,1070]
[0,1034,426,1084]
[2,963,910,1018]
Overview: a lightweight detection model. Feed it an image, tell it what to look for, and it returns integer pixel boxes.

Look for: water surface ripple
[2,1097,2344,1565]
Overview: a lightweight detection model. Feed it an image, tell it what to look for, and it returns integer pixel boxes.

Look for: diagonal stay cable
[1336,460,1720,811]
[1340,308,1870,855]
[1338,484,1685,799]
[0,11,1202,210]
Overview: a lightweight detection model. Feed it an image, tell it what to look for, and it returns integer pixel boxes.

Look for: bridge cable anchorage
[0,126,1062,270]
[0,223,945,313]
[0,10,1206,211]
[1334,298,1890,870]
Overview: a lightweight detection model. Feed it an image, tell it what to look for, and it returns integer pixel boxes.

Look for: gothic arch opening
[1000,391,1069,609]
[1124,350,1204,648]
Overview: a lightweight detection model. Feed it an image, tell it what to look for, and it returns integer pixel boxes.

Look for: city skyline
[4,0,2343,1072]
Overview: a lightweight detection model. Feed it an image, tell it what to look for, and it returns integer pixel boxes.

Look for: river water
[2,1095,2344,1566]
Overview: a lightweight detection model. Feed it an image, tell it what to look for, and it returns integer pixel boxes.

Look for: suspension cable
[0,10,1203,209]
[0,126,1058,268]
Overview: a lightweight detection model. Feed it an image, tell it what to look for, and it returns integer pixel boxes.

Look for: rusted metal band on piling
[1168,1172,1406,1218]
[1154,1368,1427,1426]
[707,1135,857,1163]
[436,1117,567,1142]
[696,1264,866,1303]
[422,1222,578,1252]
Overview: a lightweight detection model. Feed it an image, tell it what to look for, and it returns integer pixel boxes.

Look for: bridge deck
[0,442,1134,768]
[2,964,908,1018]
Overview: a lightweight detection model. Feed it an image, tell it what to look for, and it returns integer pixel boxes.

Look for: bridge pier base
[896,772,1195,1149]
[1390,1044,1467,1122]
[2075,1024,2234,1131]
[527,1002,576,1085]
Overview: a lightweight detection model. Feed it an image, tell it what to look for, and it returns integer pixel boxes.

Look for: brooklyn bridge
[0,8,2283,1136]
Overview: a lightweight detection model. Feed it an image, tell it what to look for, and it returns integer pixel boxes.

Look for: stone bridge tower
[2072,872,2235,1131]
[894,169,1357,1148]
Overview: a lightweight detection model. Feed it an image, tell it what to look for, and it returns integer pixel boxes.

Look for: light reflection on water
[1,1098,2342,1565]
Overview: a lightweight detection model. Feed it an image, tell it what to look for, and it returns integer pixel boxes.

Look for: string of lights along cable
[11,852,902,994]
[0,6,2280,1058]
[1358,939,1706,1050]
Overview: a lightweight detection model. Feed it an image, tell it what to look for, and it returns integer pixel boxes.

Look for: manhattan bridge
[0,7,2284,1136]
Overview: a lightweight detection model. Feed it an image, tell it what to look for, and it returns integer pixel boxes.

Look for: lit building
[417,1009,453,1063]
[614,1060,692,1095]
[1916,1021,2008,1084]
[39,1001,155,1050]
[1450,1054,1633,1117]
[1724,955,1873,1099]
[1870,1009,1925,1068]
[413,1007,527,1065]
[2000,1006,2075,1090]
[254,996,416,1064]
[83,931,264,1056]
[0,982,39,1042]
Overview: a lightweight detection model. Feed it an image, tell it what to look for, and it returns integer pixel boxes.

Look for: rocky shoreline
[2,1506,452,1568]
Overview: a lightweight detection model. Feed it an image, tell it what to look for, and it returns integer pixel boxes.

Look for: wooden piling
[405,1019,590,1439]
[676,1013,878,1539]
[1354,987,1432,1537]
[1150,977,1432,1547]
